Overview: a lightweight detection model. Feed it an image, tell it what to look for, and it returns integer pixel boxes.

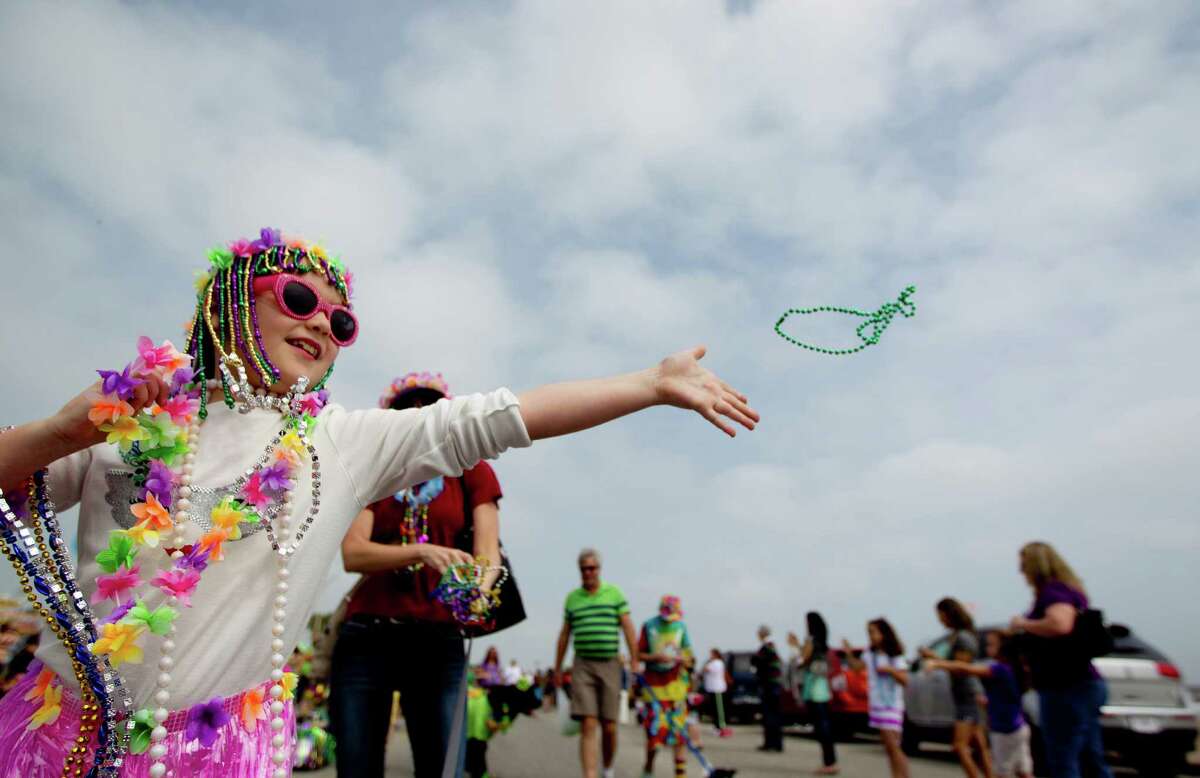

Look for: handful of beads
[431,558,508,628]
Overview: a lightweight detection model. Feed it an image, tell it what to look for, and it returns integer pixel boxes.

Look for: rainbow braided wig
[186,227,354,418]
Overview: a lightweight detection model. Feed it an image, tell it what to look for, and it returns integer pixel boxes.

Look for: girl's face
[986,631,1001,659]
[867,623,883,649]
[254,273,344,391]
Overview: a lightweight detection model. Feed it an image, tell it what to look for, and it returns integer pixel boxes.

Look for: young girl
[789,611,837,775]
[843,619,909,778]
[927,631,1033,778]
[0,229,757,777]
[921,598,993,778]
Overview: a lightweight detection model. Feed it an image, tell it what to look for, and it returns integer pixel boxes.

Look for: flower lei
[85,338,328,774]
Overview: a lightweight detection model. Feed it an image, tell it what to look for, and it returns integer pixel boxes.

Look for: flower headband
[659,595,683,622]
[186,227,354,417]
[379,372,452,409]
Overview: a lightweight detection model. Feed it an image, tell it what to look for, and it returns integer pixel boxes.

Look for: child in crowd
[843,619,910,778]
[928,631,1032,778]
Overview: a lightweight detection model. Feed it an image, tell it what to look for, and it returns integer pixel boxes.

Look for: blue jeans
[1039,678,1113,778]
[330,619,468,778]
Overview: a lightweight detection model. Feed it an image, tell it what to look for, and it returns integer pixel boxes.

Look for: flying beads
[775,285,917,355]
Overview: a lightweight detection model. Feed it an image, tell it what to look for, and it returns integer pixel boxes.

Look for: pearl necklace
[143,373,313,778]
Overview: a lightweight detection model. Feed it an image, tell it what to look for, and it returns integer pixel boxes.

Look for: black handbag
[453,483,526,637]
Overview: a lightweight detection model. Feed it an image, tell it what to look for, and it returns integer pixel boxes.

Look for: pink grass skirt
[0,662,296,778]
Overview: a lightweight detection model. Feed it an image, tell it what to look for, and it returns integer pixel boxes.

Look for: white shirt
[502,663,523,686]
[703,658,728,693]
[38,390,530,710]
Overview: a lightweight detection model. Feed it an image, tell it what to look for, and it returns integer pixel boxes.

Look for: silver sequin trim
[105,469,270,539]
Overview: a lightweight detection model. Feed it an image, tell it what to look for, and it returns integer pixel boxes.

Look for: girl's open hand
[653,346,759,437]
[48,374,171,450]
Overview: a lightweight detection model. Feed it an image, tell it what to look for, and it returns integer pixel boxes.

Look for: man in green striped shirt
[555,548,638,778]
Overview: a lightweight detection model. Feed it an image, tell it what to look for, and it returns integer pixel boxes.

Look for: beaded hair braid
[185,228,353,419]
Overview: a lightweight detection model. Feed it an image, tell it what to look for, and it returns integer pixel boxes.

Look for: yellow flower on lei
[122,520,160,548]
[100,416,147,451]
[279,430,306,459]
[281,672,298,701]
[25,672,63,731]
[91,622,145,668]
[210,497,246,541]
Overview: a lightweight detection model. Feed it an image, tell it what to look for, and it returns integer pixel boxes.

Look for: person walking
[791,612,838,775]
[1010,542,1113,778]
[922,598,993,778]
[637,595,694,778]
[554,549,639,778]
[330,372,504,778]
[701,648,732,737]
[751,625,784,753]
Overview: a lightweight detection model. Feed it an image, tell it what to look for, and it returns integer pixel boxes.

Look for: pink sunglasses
[252,273,359,346]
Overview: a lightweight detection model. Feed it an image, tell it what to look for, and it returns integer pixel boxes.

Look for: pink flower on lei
[92,565,142,604]
[158,393,200,426]
[240,472,271,513]
[133,337,190,378]
[150,568,201,607]
[296,391,328,418]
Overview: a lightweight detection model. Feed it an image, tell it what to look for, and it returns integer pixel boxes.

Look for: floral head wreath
[659,594,683,622]
[186,227,354,418]
[379,371,452,409]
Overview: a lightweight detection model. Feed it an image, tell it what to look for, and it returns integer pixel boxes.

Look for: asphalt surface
[310,714,974,777]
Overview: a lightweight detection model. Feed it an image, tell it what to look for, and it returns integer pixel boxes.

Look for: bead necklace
[0,459,135,777]
[393,477,445,571]
[775,285,917,355]
[431,559,508,628]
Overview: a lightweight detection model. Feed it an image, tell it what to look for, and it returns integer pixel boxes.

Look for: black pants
[329,619,467,778]
[810,700,837,766]
[760,686,783,750]
[465,739,489,778]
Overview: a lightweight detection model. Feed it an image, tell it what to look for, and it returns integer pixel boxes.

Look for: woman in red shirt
[329,372,504,778]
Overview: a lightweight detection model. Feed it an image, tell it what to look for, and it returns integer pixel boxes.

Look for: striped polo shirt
[564,582,630,661]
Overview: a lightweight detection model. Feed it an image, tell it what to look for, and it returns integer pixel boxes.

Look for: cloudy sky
[2,1,1198,679]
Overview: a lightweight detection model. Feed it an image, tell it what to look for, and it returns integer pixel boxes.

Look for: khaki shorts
[990,724,1033,778]
[570,657,623,721]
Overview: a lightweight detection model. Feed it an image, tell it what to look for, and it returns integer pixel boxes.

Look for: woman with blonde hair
[1010,542,1112,778]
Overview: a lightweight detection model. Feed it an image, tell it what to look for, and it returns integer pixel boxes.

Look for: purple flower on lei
[97,364,144,400]
[185,698,231,748]
[142,461,174,509]
[178,543,211,572]
[169,366,196,395]
[258,462,294,494]
[102,600,135,625]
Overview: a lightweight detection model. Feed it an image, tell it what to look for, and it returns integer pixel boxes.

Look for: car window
[729,654,755,675]
[1106,627,1169,662]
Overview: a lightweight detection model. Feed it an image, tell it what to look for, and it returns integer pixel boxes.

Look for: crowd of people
[743,541,1111,778]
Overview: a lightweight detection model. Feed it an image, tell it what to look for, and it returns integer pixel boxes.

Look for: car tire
[900,721,920,756]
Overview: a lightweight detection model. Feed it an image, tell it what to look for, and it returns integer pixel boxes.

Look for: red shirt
[344,461,503,623]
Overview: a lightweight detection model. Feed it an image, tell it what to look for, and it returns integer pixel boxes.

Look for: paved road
[311,715,973,777]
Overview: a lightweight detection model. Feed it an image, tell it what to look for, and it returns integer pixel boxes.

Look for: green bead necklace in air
[775,285,916,355]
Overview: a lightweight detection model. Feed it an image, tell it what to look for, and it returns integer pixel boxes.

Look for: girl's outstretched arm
[517,346,758,441]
